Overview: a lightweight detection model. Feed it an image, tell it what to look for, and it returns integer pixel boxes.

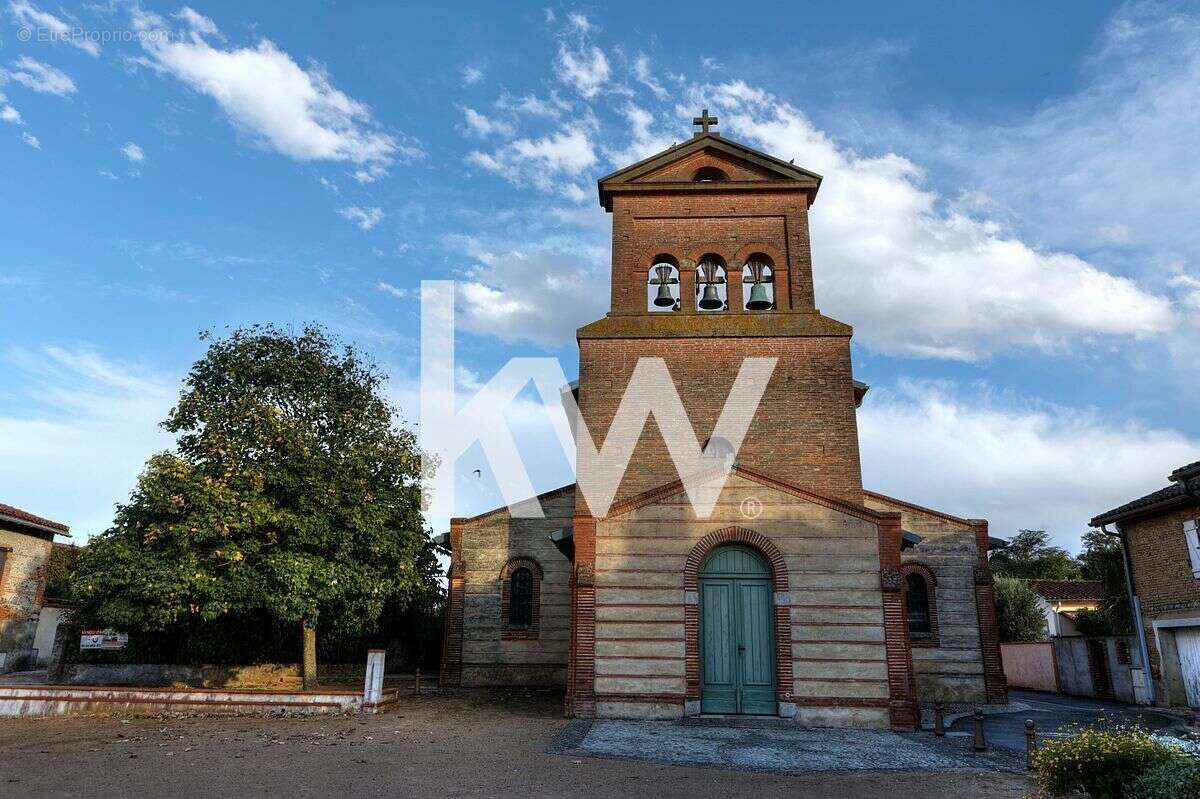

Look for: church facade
[440,114,1006,729]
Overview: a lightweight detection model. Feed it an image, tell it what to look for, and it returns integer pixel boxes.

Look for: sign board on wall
[80,630,129,650]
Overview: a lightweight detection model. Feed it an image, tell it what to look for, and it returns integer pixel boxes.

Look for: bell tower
[575,111,866,509]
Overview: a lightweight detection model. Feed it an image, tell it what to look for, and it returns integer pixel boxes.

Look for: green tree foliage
[1071,607,1116,637]
[990,529,1083,580]
[994,575,1047,642]
[1077,528,1133,634]
[44,542,81,601]
[74,325,440,667]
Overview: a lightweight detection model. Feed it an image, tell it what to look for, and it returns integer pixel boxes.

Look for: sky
[1,1,1198,552]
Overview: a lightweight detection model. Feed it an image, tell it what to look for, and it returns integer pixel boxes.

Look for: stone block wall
[448,488,575,688]
[862,492,992,703]
[586,472,906,728]
[0,525,53,671]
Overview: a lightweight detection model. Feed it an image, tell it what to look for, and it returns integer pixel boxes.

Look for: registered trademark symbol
[740,496,763,519]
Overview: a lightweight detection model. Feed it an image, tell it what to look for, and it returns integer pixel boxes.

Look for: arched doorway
[699,545,776,714]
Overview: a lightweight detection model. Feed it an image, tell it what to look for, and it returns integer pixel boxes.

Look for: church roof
[597,132,822,211]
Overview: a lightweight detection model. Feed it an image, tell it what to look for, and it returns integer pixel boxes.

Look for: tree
[74,325,440,687]
[994,575,1046,642]
[1078,529,1132,634]
[990,529,1083,580]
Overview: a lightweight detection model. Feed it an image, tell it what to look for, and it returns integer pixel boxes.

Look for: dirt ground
[0,690,1033,798]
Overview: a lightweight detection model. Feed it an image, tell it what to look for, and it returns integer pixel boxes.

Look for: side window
[509,567,533,626]
[905,573,931,636]
[1185,519,1200,577]
[501,558,542,640]
[902,564,939,646]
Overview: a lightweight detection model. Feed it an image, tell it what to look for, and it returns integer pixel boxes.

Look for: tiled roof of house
[1091,458,1200,526]
[0,502,70,535]
[1031,580,1102,603]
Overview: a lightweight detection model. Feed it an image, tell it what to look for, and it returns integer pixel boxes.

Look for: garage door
[1176,627,1200,709]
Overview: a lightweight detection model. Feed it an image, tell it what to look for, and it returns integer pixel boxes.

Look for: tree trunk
[302,623,318,691]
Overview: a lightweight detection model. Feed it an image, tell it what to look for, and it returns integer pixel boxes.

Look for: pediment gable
[605,465,883,524]
[597,133,822,210]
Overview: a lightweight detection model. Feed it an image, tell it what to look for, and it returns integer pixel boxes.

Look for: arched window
[742,255,775,311]
[509,567,533,626]
[693,166,729,182]
[695,256,728,312]
[647,259,680,312]
[902,564,939,645]
[905,573,930,635]
[501,557,542,640]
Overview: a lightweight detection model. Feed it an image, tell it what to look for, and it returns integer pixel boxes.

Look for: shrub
[1033,725,1178,798]
[1130,756,1200,799]
[1071,607,1115,638]
[993,575,1045,642]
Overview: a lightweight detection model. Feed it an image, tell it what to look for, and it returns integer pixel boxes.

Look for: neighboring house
[1031,580,1102,637]
[1091,459,1200,709]
[0,502,70,672]
[33,542,81,666]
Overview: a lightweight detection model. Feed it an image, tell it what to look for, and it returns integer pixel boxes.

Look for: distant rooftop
[1031,580,1102,603]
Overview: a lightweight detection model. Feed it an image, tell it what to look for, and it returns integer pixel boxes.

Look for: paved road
[950,689,1185,752]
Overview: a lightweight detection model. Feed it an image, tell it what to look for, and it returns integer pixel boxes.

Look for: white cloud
[701,80,1175,359]
[98,169,118,180]
[566,12,592,34]
[120,141,145,162]
[21,131,39,148]
[632,53,668,99]
[606,103,673,168]
[461,65,484,85]
[448,234,608,346]
[376,281,410,299]
[6,55,76,96]
[0,92,21,124]
[458,105,514,138]
[497,91,569,119]
[130,7,420,181]
[859,380,1200,549]
[0,346,177,538]
[337,205,383,230]
[8,0,101,57]
[468,127,595,198]
[556,43,610,98]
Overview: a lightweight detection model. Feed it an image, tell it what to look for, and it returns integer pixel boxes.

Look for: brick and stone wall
[862,492,1002,704]
[1123,503,1200,706]
[582,471,910,728]
[576,335,864,511]
[444,488,575,688]
[0,524,53,670]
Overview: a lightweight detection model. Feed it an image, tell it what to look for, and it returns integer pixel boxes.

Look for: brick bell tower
[575,110,865,512]
[564,112,872,718]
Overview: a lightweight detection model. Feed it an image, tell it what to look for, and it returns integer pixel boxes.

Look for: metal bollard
[1025,719,1038,770]
[933,701,945,737]
[414,667,421,695]
[972,707,986,752]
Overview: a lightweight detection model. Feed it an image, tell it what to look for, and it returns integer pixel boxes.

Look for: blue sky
[1,1,1198,550]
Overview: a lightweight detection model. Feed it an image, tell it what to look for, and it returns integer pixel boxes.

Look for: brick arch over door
[683,526,793,710]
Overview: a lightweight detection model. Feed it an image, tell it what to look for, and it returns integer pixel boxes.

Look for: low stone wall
[55,662,371,689]
[0,684,370,718]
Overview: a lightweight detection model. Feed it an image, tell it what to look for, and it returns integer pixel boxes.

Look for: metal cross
[692,108,718,133]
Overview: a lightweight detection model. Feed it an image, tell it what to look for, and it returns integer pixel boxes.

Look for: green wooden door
[699,546,776,715]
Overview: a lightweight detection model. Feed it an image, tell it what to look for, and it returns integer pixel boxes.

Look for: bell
[650,264,678,308]
[653,283,676,307]
[746,282,773,310]
[698,283,723,310]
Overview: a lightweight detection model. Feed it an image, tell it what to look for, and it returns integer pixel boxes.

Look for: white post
[363,649,385,707]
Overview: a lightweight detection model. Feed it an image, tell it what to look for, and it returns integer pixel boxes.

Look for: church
[439,111,1006,729]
